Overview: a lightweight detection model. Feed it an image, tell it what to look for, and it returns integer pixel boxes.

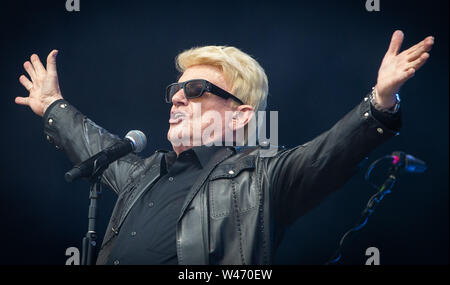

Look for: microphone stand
[65,131,147,265]
[325,160,399,265]
[80,159,107,265]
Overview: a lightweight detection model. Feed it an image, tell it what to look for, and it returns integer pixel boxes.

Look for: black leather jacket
[43,96,400,265]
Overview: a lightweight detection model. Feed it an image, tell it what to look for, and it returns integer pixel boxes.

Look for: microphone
[391,151,427,173]
[65,130,147,182]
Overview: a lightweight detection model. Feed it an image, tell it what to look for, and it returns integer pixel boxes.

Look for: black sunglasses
[165,79,244,105]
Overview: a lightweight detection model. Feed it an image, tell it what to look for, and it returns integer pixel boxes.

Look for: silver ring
[27,84,33,91]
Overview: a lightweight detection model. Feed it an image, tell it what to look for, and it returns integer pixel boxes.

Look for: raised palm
[16,50,63,117]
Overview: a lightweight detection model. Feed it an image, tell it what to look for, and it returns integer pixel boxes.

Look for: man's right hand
[16,50,64,117]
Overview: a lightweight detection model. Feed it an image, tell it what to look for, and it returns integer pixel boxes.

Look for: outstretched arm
[16,50,144,195]
[267,31,434,227]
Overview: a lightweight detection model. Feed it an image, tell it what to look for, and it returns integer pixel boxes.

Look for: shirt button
[377,128,384,134]
[168,177,174,182]
[60,103,67,109]
[113,260,120,265]
[131,231,137,237]
[363,112,369,118]
[148,201,154,207]
[48,118,54,125]
[364,97,369,102]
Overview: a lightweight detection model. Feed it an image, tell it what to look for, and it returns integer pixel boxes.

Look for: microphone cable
[325,155,400,265]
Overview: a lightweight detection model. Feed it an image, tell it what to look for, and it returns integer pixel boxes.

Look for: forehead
[178,65,230,91]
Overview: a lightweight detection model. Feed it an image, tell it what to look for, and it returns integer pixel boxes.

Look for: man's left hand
[375,30,434,109]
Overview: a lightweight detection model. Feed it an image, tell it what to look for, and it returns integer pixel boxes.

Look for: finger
[46,50,58,76]
[399,68,416,83]
[30,54,46,75]
[19,75,33,91]
[15,96,30,106]
[406,52,429,71]
[23,61,37,82]
[407,38,434,62]
[405,36,434,55]
[387,30,404,55]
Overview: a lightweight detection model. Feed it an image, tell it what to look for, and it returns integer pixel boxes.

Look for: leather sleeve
[265,95,402,227]
[43,99,144,195]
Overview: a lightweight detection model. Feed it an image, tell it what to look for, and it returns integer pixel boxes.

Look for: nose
[171,89,189,107]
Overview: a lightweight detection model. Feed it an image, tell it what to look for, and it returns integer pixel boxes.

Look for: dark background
[0,0,447,265]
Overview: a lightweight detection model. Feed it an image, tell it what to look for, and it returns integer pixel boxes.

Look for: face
[167,65,238,155]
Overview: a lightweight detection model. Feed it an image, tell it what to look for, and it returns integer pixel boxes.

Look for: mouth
[169,111,186,124]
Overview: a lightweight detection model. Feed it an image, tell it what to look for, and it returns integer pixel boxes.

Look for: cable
[325,156,396,265]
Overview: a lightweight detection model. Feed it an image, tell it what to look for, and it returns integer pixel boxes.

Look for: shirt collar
[163,145,232,171]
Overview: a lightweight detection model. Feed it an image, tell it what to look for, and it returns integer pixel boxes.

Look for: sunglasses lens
[166,84,180,103]
[185,81,204,99]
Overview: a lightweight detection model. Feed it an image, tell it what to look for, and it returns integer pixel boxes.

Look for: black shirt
[106,146,222,265]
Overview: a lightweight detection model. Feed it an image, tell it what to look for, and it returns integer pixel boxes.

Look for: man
[16,30,434,264]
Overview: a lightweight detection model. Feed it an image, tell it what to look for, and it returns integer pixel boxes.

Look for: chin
[168,121,193,147]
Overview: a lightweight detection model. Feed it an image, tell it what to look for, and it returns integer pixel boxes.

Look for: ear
[230,104,254,131]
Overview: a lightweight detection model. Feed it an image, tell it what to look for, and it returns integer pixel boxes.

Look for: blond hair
[175,46,268,112]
